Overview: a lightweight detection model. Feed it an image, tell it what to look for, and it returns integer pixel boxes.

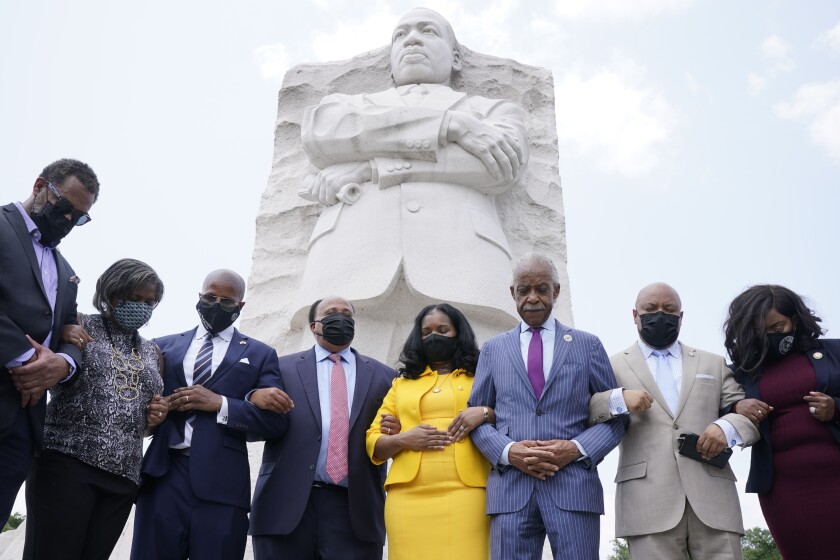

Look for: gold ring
[157,411,162,417]
[185,395,189,403]
[386,427,391,435]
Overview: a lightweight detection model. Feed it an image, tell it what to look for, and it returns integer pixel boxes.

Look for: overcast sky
[3,0,839,554]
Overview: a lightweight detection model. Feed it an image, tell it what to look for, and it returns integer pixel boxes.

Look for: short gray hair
[94,258,164,314]
[512,253,560,286]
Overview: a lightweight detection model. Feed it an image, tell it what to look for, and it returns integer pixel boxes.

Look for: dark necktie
[527,327,545,399]
[187,333,214,426]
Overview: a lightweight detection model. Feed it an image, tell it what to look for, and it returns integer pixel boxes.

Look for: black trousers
[0,407,32,527]
[24,450,137,560]
[252,483,383,560]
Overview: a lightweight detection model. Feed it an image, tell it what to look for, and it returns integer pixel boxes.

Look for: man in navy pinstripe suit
[469,253,627,559]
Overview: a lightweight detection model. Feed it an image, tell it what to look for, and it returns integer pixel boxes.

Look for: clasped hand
[169,386,222,412]
[509,440,582,480]
[8,335,71,407]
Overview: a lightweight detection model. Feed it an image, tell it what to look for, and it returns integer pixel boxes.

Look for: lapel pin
[563,334,573,342]
[813,352,824,359]
[688,350,696,357]
[69,275,80,284]
[240,340,247,345]
[458,386,464,391]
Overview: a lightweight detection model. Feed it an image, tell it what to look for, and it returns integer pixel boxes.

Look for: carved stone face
[390,8,461,87]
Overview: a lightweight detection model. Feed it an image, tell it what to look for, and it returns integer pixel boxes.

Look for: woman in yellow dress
[366,303,494,560]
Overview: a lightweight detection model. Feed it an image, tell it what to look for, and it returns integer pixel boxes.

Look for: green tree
[2,512,24,533]
[607,538,630,560]
[742,527,781,560]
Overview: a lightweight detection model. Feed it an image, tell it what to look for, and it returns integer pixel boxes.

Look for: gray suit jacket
[470,321,626,516]
[589,342,759,537]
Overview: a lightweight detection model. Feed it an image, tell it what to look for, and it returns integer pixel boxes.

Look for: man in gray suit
[589,282,760,560]
[469,254,626,560]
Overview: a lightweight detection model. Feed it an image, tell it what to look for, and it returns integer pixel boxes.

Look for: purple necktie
[527,327,545,399]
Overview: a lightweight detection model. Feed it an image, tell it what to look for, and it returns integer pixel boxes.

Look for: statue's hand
[308,162,373,205]
[446,111,523,183]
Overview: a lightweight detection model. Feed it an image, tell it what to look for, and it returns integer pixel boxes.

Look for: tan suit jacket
[589,342,759,538]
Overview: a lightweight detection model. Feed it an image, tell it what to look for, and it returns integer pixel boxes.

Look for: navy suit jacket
[249,346,396,544]
[140,327,287,510]
[469,320,626,515]
[0,202,81,445]
[736,339,840,495]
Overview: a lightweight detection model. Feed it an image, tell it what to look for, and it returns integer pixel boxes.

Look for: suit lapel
[49,250,70,343]
[203,329,247,391]
[349,349,374,429]
[624,344,671,415]
[542,320,571,398]
[298,348,322,427]
[502,327,534,398]
[4,204,48,300]
[166,329,195,389]
[676,344,699,416]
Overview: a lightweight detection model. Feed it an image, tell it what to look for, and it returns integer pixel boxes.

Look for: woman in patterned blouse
[24,258,168,560]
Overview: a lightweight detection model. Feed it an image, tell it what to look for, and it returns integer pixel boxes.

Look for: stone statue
[244,6,572,367]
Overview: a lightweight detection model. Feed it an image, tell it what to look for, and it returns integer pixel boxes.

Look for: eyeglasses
[198,293,240,312]
[46,181,92,226]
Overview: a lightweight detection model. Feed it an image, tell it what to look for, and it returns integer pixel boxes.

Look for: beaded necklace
[102,318,143,402]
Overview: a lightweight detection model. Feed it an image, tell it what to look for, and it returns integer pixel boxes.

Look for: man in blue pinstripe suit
[469,253,627,559]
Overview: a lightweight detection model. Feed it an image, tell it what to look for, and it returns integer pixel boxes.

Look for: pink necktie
[527,327,545,399]
[326,354,349,483]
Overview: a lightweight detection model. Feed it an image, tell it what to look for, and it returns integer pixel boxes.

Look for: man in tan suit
[590,282,760,560]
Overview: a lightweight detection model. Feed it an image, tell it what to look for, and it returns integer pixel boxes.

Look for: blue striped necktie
[193,333,215,386]
[187,333,215,427]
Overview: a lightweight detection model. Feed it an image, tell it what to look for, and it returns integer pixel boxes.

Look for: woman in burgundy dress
[724,285,840,558]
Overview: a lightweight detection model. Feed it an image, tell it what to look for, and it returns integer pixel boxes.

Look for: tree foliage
[607,538,630,560]
[2,512,24,533]
[742,527,781,560]
[608,528,779,560]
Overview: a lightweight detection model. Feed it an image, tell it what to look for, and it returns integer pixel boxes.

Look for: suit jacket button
[317,435,321,441]
[309,465,315,471]
[406,201,420,213]
[422,140,430,149]
[536,409,544,416]
[673,424,679,430]
[44,310,52,319]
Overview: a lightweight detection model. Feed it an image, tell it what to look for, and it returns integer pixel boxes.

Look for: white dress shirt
[171,324,233,449]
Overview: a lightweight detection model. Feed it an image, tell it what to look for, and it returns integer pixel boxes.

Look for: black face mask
[422,333,458,363]
[638,311,680,349]
[316,313,355,346]
[766,331,795,361]
[30,202,75,248]
[196,300,240,335]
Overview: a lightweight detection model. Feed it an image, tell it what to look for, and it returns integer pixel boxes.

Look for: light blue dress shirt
[313,343,356,486]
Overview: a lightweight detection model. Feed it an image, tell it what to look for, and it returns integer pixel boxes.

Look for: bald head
[634,282,681,312]
[202,269,246,300]
[633,282,683,348]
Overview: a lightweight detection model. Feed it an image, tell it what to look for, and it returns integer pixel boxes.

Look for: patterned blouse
[43,314,163,485]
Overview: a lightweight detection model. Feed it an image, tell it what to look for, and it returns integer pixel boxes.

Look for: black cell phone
[677,433,732,469]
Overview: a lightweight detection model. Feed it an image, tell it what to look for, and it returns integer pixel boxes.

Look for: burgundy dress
[758,353,840,558]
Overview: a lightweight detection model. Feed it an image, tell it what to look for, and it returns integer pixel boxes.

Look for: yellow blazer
[365,368,491,489]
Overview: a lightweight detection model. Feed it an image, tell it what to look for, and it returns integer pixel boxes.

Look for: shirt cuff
[217,396,229,424]
[245,389,258,406]
[609,388,629,415]
[714,419,743,448]
[499,441,515,466]
[571,439,589,461]
[56,353,76,382]
[6,348,36,369]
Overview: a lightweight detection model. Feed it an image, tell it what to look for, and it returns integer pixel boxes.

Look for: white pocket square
[695,373,713,380]
[239,357,250,364]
